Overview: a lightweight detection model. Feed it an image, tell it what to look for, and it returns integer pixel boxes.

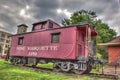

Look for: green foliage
[94,19,116,43]
[97,46,108,59]
[62,10,96,26]
[62,10,117,59]
[96,53,102,58]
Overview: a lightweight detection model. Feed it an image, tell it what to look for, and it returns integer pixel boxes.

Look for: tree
[62,10,117,59]
[93,19,116,43]
[62,10,96,26]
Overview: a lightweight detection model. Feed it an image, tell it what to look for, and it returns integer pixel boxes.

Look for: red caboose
[10,19,97,74]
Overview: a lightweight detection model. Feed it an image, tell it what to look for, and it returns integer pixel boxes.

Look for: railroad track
[86,73,118,80]
[17,65,118,80]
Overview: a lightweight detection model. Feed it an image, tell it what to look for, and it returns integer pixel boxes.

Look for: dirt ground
[99,66,120,76]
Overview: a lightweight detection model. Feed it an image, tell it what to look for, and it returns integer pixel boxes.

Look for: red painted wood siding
[10,27,77,59]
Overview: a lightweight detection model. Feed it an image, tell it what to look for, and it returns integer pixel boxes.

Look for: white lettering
[17,46,58,51]
[28,52,37,56]
[16,46,25,50]
[27,47,39,51]
[40,46,45,50]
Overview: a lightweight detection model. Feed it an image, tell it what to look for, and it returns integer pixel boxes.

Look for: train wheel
[60,62,71,72]
[72,63,87,74]
[53,62,71,72]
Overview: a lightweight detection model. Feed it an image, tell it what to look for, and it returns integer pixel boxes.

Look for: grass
[0,60,70,80]
[37,63,53,69]
[0,59,106,80]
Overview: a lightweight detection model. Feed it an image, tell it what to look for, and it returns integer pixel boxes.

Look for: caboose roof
[12,20,97,36]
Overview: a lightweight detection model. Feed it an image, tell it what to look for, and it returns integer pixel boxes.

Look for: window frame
[49,22,53,29]
[18,37,24,45]
[41,22,46,29]
[51,32,60,43]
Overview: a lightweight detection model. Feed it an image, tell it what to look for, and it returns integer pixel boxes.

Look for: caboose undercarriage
[10,56,93,74]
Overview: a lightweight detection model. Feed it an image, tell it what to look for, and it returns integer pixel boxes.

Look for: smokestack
[17,24,28,34]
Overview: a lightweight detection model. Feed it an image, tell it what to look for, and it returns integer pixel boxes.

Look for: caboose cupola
[32,19,60,31]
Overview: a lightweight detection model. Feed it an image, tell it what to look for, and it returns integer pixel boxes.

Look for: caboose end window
[51,33,60,43]
[18,37,24,45]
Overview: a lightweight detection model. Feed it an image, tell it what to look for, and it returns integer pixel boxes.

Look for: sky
[0,0,120,35]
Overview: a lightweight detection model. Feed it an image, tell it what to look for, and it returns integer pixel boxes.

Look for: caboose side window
[18,37,24,45]
[51,33,60,43]
[49,22,53,29]
[41,22,46,29]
